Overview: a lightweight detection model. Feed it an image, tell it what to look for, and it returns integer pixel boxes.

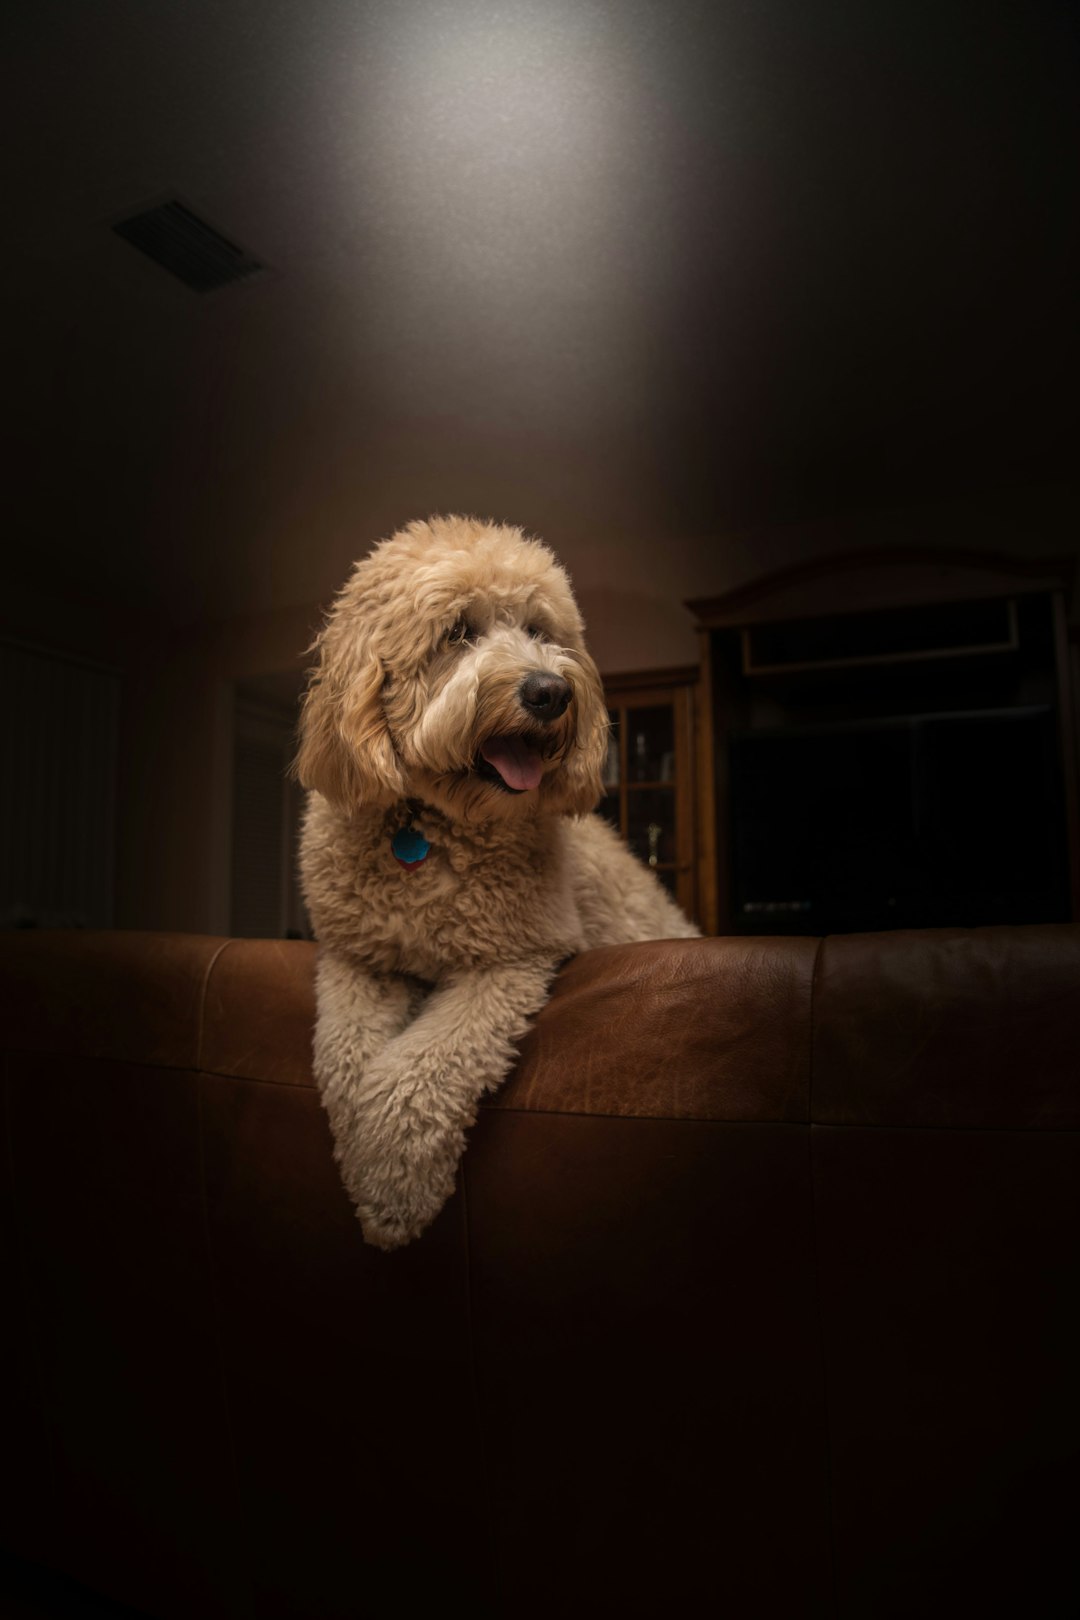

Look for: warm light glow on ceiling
[335,1,672,431]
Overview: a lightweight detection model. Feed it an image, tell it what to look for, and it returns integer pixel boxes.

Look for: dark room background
[2,0,1076,937]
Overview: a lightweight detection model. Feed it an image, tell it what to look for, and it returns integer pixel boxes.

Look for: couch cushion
[812,925,1080,1129]
[0,931,226,1071]
[493,936,820,1122]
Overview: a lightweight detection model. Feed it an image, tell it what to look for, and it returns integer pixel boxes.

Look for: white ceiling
[3,0,1076,652]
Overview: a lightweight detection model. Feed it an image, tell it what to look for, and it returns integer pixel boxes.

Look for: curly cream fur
[296,515,698,1248]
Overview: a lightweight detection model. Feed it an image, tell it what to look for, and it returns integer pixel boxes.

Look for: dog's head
[295,516,608,821]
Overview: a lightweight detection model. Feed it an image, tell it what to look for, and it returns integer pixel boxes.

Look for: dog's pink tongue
[480,735,544,791]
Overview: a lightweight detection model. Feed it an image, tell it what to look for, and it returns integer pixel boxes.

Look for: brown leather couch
[2,926,1078,1619]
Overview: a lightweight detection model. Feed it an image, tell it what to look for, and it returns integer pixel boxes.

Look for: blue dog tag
[391,825,431,869]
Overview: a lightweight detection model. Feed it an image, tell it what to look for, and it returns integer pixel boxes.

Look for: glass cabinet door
[599,673,697,918]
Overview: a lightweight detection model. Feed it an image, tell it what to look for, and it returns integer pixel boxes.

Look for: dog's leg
[312,949,419,1178]
[333,957,559,1250]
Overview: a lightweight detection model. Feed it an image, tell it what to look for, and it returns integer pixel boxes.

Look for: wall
[113,603,317,933]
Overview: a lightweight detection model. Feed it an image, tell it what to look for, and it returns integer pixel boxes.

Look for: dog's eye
[445,618,471,646]
[525,624,546,641]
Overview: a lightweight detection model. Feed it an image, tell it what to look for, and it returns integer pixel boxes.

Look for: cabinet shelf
[604,779,676,794]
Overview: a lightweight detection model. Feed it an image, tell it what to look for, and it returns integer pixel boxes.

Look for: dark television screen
[728,707,1069,934]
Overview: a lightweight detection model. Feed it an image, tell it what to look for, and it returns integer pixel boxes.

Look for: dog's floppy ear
[549,649,608,816]
[294,622,406,809]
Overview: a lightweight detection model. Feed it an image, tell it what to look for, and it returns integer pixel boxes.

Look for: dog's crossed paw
[356,1173,455,1250]
[358,1203,428,1252]
[343,1123,463,1250]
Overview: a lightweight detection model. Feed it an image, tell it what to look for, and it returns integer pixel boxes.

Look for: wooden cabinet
[688,548,1079,937]
[600,666,700,922]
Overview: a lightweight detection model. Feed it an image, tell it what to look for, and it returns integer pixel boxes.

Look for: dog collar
[391,803,430,871]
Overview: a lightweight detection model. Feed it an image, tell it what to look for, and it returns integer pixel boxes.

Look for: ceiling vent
[112,199,265,292]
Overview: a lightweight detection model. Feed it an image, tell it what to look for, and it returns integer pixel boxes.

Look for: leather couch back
[2,927,1078,1618]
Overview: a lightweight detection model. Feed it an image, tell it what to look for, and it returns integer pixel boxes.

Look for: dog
[295,515,699,1248]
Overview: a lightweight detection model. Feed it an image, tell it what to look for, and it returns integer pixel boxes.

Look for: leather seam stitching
[196,938,235,1072]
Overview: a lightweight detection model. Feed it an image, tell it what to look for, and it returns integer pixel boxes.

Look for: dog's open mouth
[476,734,546,793]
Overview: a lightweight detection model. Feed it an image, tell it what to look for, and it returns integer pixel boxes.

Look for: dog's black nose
[519,671,572,721]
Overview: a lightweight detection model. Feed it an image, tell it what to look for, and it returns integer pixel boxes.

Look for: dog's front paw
[338,1114,464,1250]
[358,1197,440,1252]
